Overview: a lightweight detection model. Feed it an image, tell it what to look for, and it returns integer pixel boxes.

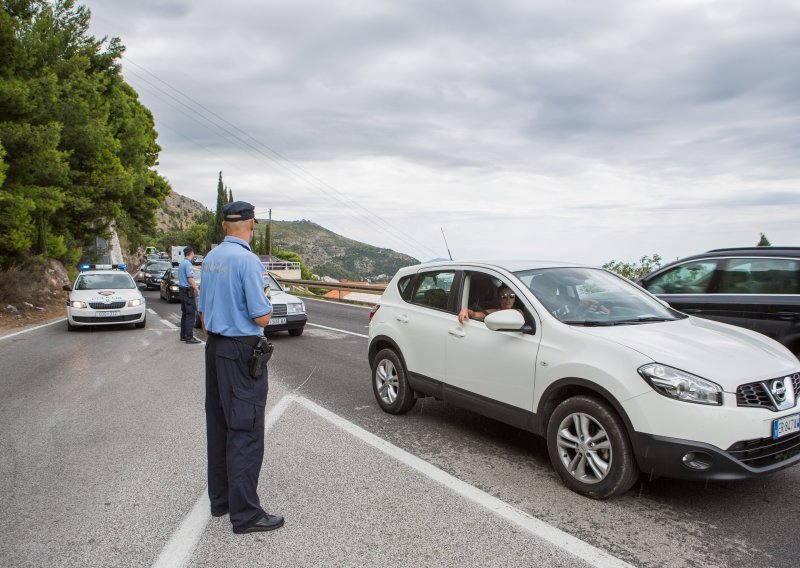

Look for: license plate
[96,311,120,318]
[773,413,800,439]
[268,317,287,326]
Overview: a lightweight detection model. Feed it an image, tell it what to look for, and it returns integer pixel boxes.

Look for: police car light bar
[80,263,127,271]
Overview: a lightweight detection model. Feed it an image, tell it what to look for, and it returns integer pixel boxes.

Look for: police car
[63,264,147,331]
[263,271,307,336]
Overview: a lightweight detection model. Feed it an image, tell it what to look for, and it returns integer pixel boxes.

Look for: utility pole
[268,209,272,257]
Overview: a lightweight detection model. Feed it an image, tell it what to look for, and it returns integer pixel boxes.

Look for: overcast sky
[82,0,800,265]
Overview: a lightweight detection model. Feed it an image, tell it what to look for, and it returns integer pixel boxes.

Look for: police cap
[223,201,258,223]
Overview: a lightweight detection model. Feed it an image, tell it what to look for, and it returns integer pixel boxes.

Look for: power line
[121,56,442,261]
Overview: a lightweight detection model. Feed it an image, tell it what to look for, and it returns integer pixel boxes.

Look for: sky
[81,0,800,266]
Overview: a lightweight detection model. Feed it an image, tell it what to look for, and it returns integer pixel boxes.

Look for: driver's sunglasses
[499,293,516,300]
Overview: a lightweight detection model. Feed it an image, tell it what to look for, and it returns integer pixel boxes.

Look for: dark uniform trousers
[205,334,268,529]
[179,287,196,340]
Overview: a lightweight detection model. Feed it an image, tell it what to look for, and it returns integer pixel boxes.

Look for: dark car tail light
[369,304,380,323]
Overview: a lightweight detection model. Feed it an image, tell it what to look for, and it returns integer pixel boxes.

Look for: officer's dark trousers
[205,334,268,530]
[179,288,196,340]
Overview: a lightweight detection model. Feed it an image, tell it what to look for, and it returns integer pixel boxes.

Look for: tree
[0,0,170,265]
[208,171,225,246]
[227,187,233,204]
[603,254,662,281]
[757,233,771,246]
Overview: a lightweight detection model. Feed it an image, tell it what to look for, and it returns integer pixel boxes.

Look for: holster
[248,336,274,379]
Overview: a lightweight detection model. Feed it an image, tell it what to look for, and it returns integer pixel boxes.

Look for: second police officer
[198,201,284,534]
[178,245,201,344]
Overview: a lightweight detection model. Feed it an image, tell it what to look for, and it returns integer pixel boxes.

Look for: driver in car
[458,285,523,324]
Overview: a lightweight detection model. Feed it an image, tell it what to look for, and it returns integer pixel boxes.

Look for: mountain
[155,191,419,279]
[156,191,210,232]
[266,219,419,281]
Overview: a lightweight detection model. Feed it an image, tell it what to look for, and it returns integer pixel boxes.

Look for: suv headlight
[128,298,144,307]
[638,363,722,405]
[70,300,87,308]
[287,301,305,315]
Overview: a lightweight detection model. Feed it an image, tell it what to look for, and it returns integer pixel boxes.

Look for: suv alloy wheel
[371,348,416,414]
[546,395,639,499]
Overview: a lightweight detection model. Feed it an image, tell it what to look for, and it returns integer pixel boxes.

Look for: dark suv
[638,247,800,357]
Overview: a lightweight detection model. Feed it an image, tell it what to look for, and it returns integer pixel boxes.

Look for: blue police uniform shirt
[178,257,193,288]
[198,236,272,336]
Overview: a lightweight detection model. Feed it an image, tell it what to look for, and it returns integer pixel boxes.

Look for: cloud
[81,0,800,265]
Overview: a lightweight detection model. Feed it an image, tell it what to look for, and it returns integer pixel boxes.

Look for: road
[1,290,798,567]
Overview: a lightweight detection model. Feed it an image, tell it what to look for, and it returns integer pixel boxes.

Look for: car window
[718,258,799,294]
[147,261,171,272]
[397,275,413,300]
[517,267,680,324]
[75,273,136,290]
[410,271,455,312]
[644,261,718,294]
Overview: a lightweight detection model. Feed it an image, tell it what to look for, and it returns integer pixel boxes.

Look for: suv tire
[371,348,416,415]
[135,317,146,329]
[546,395,638,499]
[288,327,304,337]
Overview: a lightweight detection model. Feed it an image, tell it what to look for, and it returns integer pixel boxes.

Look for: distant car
[192,254,204,265]
[137,260,172,290]
[638,247,800,358]
[145,254,160,263]
[262,272,307,336]
[160,266,202,303]
[368,260,800,498]
[63,264,146,331]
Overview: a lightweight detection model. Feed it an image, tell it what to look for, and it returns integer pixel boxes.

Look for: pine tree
[208,171,225,246]
[228,188,233,204]
[757,233,771,246]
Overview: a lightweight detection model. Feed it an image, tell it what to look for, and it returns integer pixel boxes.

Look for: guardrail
[263,261,301,271]
[273,278,387,302]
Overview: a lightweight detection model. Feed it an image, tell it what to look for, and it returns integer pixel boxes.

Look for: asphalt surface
[1,290,799,567]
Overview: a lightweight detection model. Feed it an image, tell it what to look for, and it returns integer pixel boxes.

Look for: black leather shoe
[233,513,284,534]
[185,337,202,344]
[211,507,228,517]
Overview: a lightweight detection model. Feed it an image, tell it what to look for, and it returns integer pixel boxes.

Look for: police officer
[178,246,201,344]
[197,201,284,534]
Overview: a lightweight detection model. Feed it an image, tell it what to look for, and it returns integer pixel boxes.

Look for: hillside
[266,220,419,281]
[155,192,418,280]
[156,191,210,231]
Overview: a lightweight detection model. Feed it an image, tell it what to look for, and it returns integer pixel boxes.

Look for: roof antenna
[440,227,453,261]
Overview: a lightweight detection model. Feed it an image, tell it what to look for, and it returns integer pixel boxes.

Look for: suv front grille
[89,301,127,310]
[727,433,800,469]
[736,373,800,411]
[272,304,287,317]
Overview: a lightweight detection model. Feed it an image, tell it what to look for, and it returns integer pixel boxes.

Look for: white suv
[64,264,146,331]
[367,261,800,498]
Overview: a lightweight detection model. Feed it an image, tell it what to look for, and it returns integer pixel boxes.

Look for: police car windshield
[75,273,136,290]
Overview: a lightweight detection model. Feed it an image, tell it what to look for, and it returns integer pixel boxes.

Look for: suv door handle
[448,329,465,338]
[396,315,409,323]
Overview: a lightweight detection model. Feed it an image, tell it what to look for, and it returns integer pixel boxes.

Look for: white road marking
[147,308,158,315]
[157,394,632,568]
[161,319,178,329]
[0,318,66,341]
[306,322,368,338]
[151,396,293,568]
[292,396,633,568]
[303,296,373,310]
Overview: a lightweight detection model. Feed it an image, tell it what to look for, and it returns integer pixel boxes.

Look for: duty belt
[206,332,262,347]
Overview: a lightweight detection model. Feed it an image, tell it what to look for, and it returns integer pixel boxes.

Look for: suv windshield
[515,267,682,325]
[75,273,136,290]
[263,272,283,291]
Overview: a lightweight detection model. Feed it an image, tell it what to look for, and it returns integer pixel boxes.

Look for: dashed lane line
[306,322,368,338]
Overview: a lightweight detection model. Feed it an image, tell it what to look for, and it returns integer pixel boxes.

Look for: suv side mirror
[484,309,529,333]
[62,284,72,291]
